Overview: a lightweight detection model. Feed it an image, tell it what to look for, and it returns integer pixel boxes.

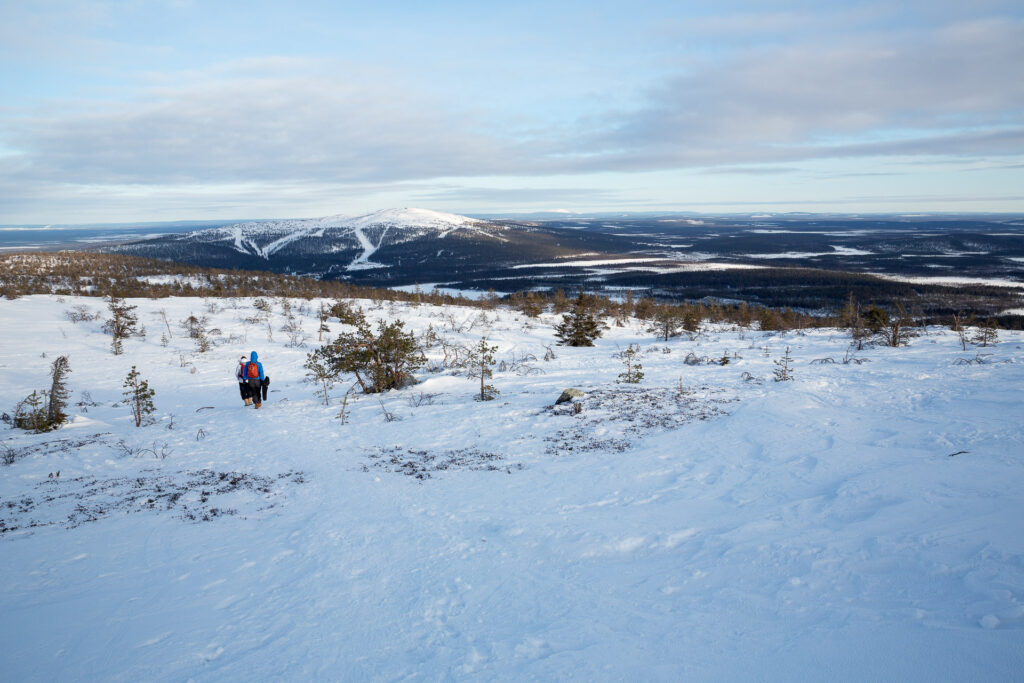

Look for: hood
[249,351,259,363]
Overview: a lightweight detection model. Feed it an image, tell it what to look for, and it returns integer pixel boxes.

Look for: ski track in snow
[346,224,387,271]
[1,295,1023,680]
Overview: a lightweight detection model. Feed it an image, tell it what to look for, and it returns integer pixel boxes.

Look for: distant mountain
[101,208,638,286]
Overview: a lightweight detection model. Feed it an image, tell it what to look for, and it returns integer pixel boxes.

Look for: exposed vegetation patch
[543,386,737,456]
[361,446,523,479]
[0,433,111,467]
[0,469,306,536]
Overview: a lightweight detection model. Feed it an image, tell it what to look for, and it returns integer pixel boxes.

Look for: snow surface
[513,258,762,272]
[2,295,1024,680]
[870,273,1024,289]
[744,246,874,258]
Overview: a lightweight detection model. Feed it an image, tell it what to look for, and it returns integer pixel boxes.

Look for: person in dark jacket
[243,351,265,409]
[235,355,252,406]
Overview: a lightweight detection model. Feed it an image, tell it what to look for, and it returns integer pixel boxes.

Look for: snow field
[1,295,1023,680]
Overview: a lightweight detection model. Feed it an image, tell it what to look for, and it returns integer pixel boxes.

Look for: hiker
[235,355,252,405]
[243,351,266,409]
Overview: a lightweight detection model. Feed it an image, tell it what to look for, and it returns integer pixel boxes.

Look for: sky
[2,0,1023,224]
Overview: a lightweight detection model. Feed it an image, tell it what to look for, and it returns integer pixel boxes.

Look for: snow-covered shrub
[879,304,916,348]
[280,314,307,348]
[973,319,999,347]
[10,356,73,433]
[304,346,336,405]
[179,313,210,353]
[12,390,47,432]
[65,305,100,323]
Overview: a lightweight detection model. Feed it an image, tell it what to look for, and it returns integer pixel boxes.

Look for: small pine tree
[863,306,889,334]
[648,305,686,341]
[103,297,139,355]
[123,366,156,427]
[632,297,657,320]
[554,293,605,347]
[681,309,702,339]
[468,336,499,401]
[617,344,644,384]
[46,355,72,429]
[181,313,205,339]
[758,308,782,332]
[304,346,336,405]
[317,310,424,393]
[13,390,46,432]
[773,347,794,382]
[329,300,363,326]
[973,319,999,347]
[520,292,543,318]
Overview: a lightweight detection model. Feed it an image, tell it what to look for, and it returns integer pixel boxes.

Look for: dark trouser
[261,376,270,401]
[239,382,251,401]
[247,378,262,405]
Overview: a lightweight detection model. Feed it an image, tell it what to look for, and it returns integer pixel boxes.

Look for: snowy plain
[1,295,1023,681]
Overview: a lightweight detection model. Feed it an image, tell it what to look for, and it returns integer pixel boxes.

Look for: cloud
[2,70,536,186]
[697,166,799,175]
[411,185,622,205]
[1,13,1023,222]
[574,17,1024,170]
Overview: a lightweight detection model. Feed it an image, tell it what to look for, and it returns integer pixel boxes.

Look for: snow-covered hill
[100,207,648,288]
[191,208,501,269]
[2,295,1023,680]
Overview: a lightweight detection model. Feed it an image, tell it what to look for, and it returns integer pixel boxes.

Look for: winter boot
[244,397,252,406]
[254,402,261,410]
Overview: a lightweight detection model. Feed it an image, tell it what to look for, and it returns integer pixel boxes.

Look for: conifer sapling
[46,355,72,429]
[554,292,605,347]
[617,344,644,384]
[123,366,156,427]
[468,336,499,400]
[773,347,794,382]
[103,297,140,355]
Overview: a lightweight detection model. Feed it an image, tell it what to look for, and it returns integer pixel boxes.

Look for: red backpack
[246,362,260,379]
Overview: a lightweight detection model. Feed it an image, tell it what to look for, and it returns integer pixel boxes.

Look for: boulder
[555,388,585,405]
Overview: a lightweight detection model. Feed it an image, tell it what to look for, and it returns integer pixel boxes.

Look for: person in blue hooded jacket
[242,351,267,409]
